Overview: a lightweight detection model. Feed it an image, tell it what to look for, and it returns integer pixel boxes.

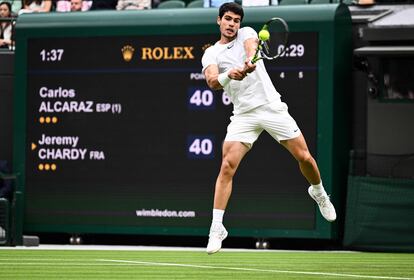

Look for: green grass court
[1,248,413,279]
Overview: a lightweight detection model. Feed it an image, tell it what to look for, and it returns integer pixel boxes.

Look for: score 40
[187,136,214,159]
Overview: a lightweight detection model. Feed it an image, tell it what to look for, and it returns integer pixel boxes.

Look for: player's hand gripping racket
[251,17,289,64]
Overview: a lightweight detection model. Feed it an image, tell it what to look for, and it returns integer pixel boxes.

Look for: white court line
[0,262,138,266]
[99,259,414,280]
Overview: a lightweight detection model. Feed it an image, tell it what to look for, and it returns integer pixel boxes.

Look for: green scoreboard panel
[13,5,351,242]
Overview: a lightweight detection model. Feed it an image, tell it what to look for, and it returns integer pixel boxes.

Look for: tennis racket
[251,17,289,64]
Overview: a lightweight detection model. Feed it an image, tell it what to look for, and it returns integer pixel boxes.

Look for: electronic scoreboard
[14,6,351,240]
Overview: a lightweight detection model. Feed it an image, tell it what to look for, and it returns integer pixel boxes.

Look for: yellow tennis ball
[258,29,270,41]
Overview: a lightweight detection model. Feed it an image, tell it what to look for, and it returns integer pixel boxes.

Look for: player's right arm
[204,64,223,90]
[204,64,247,91]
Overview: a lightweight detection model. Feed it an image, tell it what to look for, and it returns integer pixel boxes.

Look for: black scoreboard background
[24,31,318,235]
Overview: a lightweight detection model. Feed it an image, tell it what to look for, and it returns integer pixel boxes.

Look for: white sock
[212,209,225,223]
[312,182,325,195]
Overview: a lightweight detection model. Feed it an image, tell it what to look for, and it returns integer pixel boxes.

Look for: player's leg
[280,134,320,185]
[262,101,336,222]
[207,110,261,254]
[207,141,250,254]
[280,134,336,222]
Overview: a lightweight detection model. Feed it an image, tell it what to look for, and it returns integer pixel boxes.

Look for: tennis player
[202,2,336,254]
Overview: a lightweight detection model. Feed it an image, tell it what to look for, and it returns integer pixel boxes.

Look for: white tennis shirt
[202,27,281,114]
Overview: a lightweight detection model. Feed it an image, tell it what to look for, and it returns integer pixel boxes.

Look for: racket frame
[251,17,289,64]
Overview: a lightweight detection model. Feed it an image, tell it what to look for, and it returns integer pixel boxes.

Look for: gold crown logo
[121,45,135,62]
[202,43,212,52]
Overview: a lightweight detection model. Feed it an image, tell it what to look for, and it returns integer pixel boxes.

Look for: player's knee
[220,158,236,177]
[297,150,313,164]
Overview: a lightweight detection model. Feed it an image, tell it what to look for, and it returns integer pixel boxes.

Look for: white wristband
[218,70,231,87]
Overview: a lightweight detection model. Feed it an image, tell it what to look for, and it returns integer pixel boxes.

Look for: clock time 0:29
[278,44,305,58]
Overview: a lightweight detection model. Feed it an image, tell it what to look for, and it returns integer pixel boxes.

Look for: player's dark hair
[219,2,244,21]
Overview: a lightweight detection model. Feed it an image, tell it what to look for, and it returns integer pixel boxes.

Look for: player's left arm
[243,38,258,74]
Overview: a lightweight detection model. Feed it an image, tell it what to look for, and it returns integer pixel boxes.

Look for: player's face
[217,11,241,41]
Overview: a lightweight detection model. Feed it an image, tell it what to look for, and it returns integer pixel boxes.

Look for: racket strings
[262,41,270,56]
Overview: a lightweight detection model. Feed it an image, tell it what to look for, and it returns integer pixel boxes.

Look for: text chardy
[38,148,87,160]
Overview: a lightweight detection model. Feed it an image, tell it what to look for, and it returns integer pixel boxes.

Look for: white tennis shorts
[224,101,301,148]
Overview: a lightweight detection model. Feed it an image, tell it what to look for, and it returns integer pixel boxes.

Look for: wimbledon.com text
[136,209,196,218]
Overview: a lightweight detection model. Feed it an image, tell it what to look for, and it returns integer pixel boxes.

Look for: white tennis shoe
[206,222,228,255]
[308,186,337,222]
